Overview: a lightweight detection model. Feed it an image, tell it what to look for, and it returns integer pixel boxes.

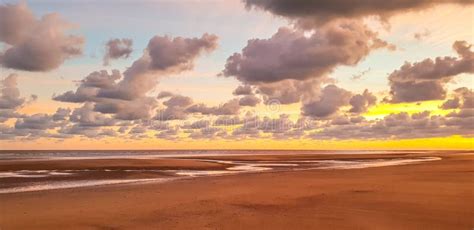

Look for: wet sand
[0,152,473,229]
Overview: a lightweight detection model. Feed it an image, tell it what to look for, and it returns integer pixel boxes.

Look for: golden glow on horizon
[1,135,472,150]
[364,100,450,120]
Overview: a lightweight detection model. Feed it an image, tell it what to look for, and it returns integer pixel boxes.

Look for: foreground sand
[0,153,473,229]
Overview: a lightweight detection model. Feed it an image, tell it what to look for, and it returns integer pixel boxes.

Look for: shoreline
[0,153,447,194]
[0,152,472,229]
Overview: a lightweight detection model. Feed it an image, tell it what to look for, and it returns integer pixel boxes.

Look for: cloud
[231,115,261,139]
[223,20,390,84]
[301,85,352,118]
[414,29,431,41]
[213,115,243,126]
[15,114,58,130]
[455,87,474,109]
[69,103,116,127]
[156,107,189,121]
[0,74,25,109]
[147,33,218,72]
[258,114,294,134]
[255,78,323,105]
[155,127,180,140]
[155,95,194,121]
[351,68,371,81]
[53,70,122,103]
[440,98,460,110]
[388,41,474,103]
[97,33,218,101]
[128,125,148,138]
[309,110,473,140]
[349,89,377,113]
[239,95,261,106]
[441,87,474,109]
[0,3,84,71]
[54,33,218,121]
[182,120,210,129]
[94,97,159,120]
[157,91,175,99]
[163,95,194,108]
[54,69,159,120]
[52,108,71,121]
[0,109,23,123]
[229,114,312,139]
[57,125,118,139]
[188,127,226,139]
[103,38,133,65]
[243,0,472,27]
[0,124,44,140]
[185,99,241,116]
[233,85,253,95]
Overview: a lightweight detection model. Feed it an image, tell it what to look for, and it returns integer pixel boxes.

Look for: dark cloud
[454,87,474,109]
[233,85,253,95]
[15,114,58,130]
[440,98,460,110]
[52,108,71,121]
[0,3,84,71]
[103,38,133,65]
[157,91,175,99]
[243,0,472,27]
[441,87,474,109]
[0,124,45,140]
[349,89,377,113]
[223,20,391,84]
[388,41,473,103]
[239,95,261,106]
[53,70,121,103]
[0,109,23,123]
[444,109,474,131]
[301,85,352,118]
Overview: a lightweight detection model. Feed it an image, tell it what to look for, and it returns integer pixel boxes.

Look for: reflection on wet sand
[0,151,444,194]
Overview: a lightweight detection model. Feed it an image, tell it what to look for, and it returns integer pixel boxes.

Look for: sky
[0,0,473,150]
